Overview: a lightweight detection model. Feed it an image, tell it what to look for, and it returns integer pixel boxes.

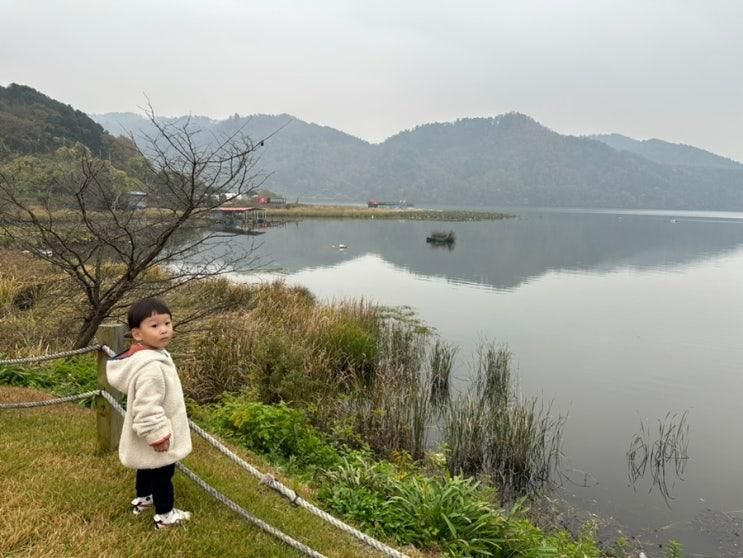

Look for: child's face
[132,312,173,350]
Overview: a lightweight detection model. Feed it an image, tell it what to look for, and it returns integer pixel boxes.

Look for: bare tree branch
[0,105,271,347]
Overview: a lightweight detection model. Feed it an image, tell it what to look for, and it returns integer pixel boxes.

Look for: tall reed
[428,340,456,406]
[444,343,565,497]
[345,315,432,459]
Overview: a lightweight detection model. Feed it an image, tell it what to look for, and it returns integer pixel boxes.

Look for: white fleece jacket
[106,349,192,469]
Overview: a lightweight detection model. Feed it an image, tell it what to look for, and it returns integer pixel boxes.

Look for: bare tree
[0,106,269,347]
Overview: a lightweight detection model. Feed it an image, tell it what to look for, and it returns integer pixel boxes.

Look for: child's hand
[151,435,171,452]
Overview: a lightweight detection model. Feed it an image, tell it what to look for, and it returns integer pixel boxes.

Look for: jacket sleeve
[130,366,171,445]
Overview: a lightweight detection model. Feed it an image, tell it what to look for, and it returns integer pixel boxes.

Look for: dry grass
[175,281,378,407]
[0,250,78,356]
[0,386,386,558]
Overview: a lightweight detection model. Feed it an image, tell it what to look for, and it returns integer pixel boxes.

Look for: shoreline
[261,204,513,221]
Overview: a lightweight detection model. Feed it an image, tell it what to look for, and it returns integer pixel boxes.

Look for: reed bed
[443,344,565,497]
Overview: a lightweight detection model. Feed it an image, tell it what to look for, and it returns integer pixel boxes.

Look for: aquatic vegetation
[627,411,690,505]
[428,339,457,406]
[444,343,565,497]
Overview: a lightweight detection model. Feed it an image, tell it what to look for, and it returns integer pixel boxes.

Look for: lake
[224,208,743,556]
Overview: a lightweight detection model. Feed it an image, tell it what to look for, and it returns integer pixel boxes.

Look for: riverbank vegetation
[0,248,644,556]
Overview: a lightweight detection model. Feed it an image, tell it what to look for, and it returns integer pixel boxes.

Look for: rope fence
[188,420,409,558]
[98,389,327,558]
[177,463,327,558]
[1,338,409,558]
[0,390,99,409]
[0,344,102,366]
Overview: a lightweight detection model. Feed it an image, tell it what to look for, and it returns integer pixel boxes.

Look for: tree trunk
[74,304,117,348]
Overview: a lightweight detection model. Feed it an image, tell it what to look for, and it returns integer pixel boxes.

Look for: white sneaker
[131,495,153,515]
[153,508,192,529]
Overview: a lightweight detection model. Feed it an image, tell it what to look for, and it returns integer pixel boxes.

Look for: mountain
[589,133,742,170]
[0,83,135,165]
[91,112,373,201]
[93,110,743,210]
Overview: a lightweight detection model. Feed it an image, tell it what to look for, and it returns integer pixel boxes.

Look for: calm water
[224,209,743,555]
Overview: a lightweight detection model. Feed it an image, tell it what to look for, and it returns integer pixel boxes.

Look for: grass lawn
[0,386,392,558]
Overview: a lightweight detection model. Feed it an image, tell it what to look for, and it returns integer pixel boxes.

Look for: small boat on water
[426,231,455,244]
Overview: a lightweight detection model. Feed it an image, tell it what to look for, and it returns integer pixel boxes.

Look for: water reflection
[218,211,743,290]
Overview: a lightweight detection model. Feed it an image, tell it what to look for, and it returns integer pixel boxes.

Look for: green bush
[390,475,506,555]
[319,454,506,554]
[212,398,341,476]
[318,451,602,557]
[317,453,407,537]
[0,355,97,403]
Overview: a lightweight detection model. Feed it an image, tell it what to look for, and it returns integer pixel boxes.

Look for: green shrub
[317,454,408,538]
[318,451,601,557]
[0,355,97,404]
[212,398,341,476]
[665,540,684,558]
[390,475,506,555]
[319,452,504,554]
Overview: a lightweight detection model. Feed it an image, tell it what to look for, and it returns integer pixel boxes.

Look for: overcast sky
[2,0,742,160]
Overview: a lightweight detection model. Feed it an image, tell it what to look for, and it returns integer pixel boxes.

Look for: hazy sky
[3,0,743,160]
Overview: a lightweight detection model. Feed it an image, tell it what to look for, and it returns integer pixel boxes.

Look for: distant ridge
[89,109,743,210]
[589,133,742,170]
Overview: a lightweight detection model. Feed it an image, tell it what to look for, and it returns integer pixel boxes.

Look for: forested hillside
[0,84,142,202]
[5,83,742,210]
[0,84,135,166]
[94,110,743,210]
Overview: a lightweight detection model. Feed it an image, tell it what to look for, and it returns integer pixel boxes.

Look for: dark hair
[127,298,172,329]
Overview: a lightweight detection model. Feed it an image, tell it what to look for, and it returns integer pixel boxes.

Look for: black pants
[136,463,175,514]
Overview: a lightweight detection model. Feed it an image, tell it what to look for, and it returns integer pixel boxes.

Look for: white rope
[0,390,99,409]
[188,420,409,558]
[100,345,117,359]
[97,390,326,558]
[176,463,327,558]
[0,345,102,366]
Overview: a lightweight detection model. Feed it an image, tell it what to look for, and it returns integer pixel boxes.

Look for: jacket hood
[106,349,172,393]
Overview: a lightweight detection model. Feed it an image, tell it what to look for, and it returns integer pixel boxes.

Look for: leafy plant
[0,355,97,404]
[665,540,684,558]
[212,398,341,476]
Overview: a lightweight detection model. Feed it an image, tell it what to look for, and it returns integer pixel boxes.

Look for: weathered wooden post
[96,323,126,453]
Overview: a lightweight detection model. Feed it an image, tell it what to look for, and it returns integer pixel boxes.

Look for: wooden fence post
[96,323,126,453]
